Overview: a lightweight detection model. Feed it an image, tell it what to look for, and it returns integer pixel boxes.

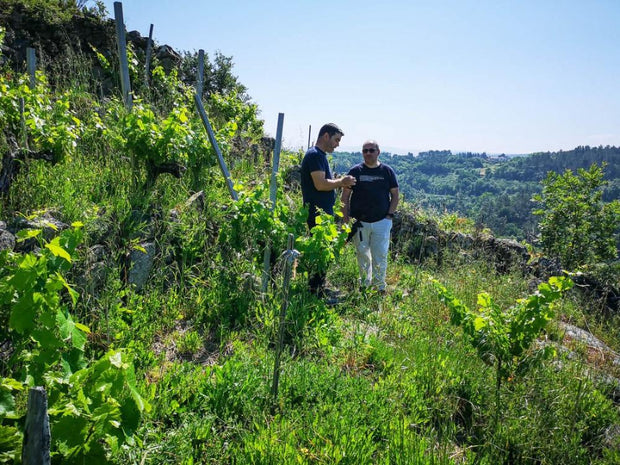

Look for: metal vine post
[144,24,154,87]
[261,113,285,294]
[196,49,205,97]
[271,234,299,401]
[193,93,238,200]
[113,2,132,110]
[26,47,36,89]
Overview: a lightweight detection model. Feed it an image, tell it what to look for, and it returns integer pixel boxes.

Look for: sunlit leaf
[45,242,71,263]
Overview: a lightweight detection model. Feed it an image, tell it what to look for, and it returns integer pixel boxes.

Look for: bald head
[363,140,380,151]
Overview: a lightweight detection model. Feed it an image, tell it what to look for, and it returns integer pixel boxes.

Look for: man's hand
[339,175,356,188]
[311,172,356,191]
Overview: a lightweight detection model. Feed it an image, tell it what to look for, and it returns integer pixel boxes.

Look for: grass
[5,148,618,463]
[107,243,617,464]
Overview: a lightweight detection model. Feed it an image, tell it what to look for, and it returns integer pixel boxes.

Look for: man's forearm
[340,189,352,221]
[388,190,399,214]
[312,172,356,191]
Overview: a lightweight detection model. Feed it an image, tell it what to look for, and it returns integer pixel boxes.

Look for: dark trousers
[307,213,327,295]
[309,271,326,295]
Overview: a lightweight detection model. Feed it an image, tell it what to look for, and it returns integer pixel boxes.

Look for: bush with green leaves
[102,96,206,187]
[101,68,264,191]
[295,211,351,278]
[217,182,303,267]
[431,275,574,425]
[0,223,148,463]
[0,71,82,162]
[533,163,620,269]
[0,223,86,382]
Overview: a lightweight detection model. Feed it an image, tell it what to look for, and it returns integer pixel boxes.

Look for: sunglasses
[362,148,377,153]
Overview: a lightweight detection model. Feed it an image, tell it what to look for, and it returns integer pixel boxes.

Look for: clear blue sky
[100,0,620,155]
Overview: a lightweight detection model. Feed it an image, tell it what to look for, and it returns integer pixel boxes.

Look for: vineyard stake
[26,48,36,89]
[271,234,298,400]
[22,387,50,465]
[196,49,205,97]
[113,2,132,110]
[144,24,154,87]
[261,113,285,293]
[193,93,238,200]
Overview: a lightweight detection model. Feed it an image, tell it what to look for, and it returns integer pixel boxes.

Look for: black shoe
[322,287,342,298]
[323,295,341,306]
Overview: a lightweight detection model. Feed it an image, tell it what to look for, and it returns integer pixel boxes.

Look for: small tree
[432,275,574,428]
[533,163,620,270]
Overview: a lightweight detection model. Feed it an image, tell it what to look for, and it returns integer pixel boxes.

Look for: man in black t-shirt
[341,140,399,293]
[300,123,356,296]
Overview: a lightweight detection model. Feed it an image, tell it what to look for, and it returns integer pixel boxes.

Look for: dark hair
[317,123,344,139]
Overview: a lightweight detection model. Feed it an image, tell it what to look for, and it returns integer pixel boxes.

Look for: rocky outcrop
[128,241,156,291]
[391,211,530,273]
[391,210,619,313]
[0,221,15,252]
[0,2,184,95]
[0,2,116,71]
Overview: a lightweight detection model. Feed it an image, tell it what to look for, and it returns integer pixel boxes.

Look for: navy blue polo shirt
[347,163,398,223]
[301,146,335,225]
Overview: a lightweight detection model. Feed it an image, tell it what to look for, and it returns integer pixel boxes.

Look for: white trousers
[353,218,392,290]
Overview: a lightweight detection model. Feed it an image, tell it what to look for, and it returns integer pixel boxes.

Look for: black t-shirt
[301,146,335,224]
[347,163,398,223]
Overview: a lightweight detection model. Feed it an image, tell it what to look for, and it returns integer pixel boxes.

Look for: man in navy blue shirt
[341,140,399,293]
[301,123,356,296]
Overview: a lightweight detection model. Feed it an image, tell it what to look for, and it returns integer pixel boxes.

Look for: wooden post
[196,49,205,97]
[22,387,51,465]
[261,113,285,293]
[113,2,132,110]
[144,23,154,87]
[26,48,36,89]
[193,93,238,200]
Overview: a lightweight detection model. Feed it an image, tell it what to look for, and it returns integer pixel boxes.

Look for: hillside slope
[0,2,618,464]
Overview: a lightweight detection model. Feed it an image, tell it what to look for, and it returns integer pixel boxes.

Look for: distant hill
[332,145,620,239]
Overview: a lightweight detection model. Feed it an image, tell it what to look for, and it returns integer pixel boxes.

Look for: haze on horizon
[101,0,620,155]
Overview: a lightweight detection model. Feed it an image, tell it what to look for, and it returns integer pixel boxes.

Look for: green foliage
[1,0,83,23]
[0,224,148,463]
[432,274,574,428]
[104,97,202,183]
[437,211,476,233]
[143,65,187,113]
[0,223,85,383]
[47,349,147,464]
[0,415,21,462]
[207,90,263,143]
[432,276,573,381]
[175,330,202,356]
[0,71,82,161]
[218,182,302,267]
[178,50,250,101]
[533,163,620,269]
[100,69,264,190]
[295,211,350,276]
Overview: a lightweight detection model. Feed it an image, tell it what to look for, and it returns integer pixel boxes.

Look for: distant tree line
[332,146,620,240]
